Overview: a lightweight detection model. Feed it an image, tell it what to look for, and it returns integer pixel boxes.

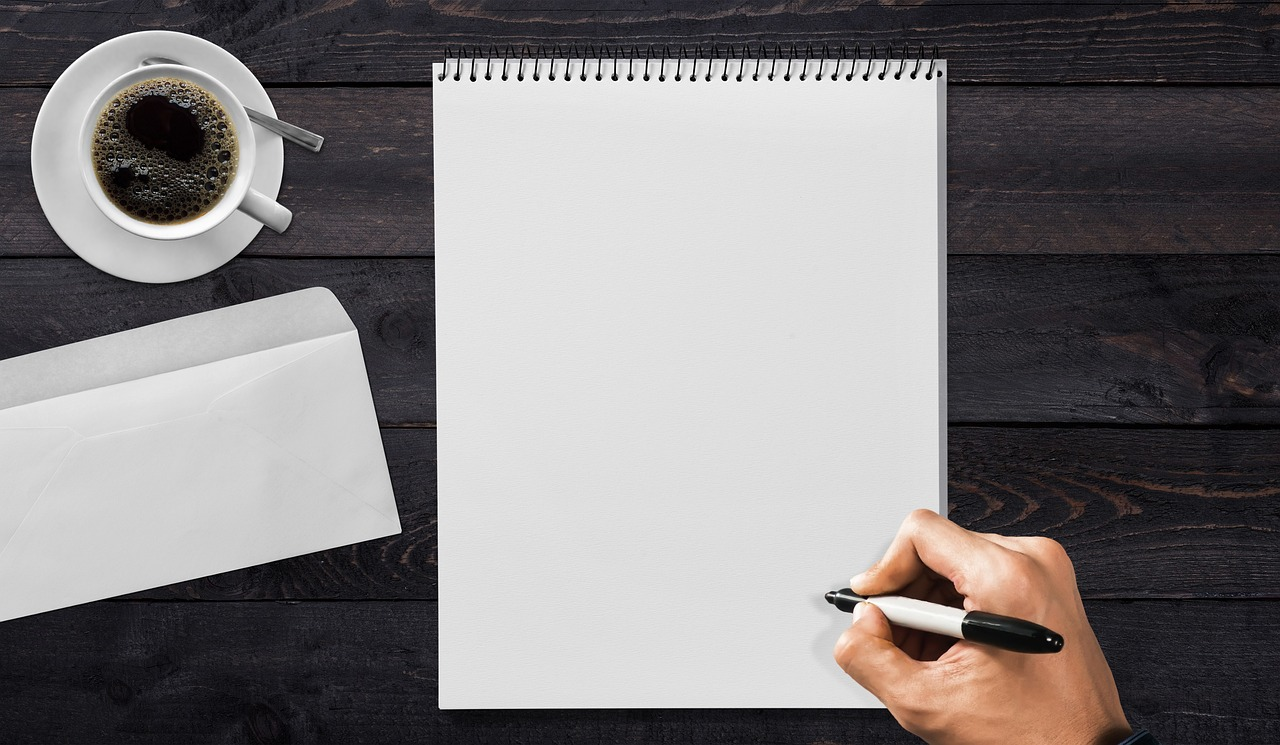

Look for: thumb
[832,602,920,706]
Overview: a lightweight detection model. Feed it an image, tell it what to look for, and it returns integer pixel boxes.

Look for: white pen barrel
[868,595,966,638]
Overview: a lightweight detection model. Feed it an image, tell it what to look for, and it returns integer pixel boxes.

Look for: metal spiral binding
[437,43,941,83]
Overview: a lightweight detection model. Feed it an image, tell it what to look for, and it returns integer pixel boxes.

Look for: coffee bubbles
[91,77,238,225]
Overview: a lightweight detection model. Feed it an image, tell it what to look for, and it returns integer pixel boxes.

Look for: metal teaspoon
[140,57,324,152]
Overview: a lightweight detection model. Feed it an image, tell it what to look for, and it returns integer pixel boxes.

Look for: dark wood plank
[0,258,434,426]
[8,86,1278,259]
[1090,600,1280,743]
[2,1,1280,84]
[951,255,1280,424]
[3,88,431,258]
[118,427,1279,603]
[0,599,1273,743]
[948,86,1280,255]
[949,428,1280,599]
[10,256,1280,425]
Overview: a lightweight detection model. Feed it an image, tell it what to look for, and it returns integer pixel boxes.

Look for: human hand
[833,509,1132,745]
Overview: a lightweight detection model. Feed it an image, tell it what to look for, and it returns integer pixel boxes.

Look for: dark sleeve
[1116,729,1159,745]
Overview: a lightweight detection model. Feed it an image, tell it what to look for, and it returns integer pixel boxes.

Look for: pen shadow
[810,586,860,688]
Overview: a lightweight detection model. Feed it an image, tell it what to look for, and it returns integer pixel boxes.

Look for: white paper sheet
[435,57,946,708]
[0,288,401,622]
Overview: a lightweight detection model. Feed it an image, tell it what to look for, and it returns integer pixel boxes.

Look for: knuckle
[904,508,935,531]
[1028,536,1072,567]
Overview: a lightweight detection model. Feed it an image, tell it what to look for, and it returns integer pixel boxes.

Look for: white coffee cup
[79,63,291,239]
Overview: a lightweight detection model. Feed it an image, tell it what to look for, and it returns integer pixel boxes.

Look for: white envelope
[0,287,401,621]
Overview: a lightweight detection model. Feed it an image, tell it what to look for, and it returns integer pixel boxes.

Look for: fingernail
[852,602,866,623]
[849,572,865,588]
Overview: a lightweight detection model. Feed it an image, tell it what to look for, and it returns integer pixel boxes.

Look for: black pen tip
[824,591,837,605]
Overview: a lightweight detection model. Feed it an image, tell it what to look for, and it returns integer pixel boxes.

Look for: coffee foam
[91,77,239,225]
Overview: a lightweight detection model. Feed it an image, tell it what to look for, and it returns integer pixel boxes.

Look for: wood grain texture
[8,85,1279,258]
[0,600,1274,744]
[2,1,1280,85]
[3,88,430,258]
[947,86,1280,255]
[951,255,1280,423]
[0,259,435,425]
[949,428,1280,598]
[10,256,1280,425]
[116,427,1279,603]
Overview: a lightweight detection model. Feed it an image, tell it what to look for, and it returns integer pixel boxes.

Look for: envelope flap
[209,332,400,526]
[0,427,82,552]
[0,288,353,412]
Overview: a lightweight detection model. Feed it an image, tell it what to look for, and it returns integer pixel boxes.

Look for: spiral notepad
[436,45,946,709]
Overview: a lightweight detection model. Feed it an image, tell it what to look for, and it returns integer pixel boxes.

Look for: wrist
[1047,709,1130,745]
[1086,711,1132,745]
[1094,723,1134,745]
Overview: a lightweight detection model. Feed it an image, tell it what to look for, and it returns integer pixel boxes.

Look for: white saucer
[31,31,284,284]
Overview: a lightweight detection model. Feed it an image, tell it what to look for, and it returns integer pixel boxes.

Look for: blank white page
[435,56,946,709]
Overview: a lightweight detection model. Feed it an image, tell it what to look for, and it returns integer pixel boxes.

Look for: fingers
[917,579,962,661]
[895,573,941,659]
[918,628,956,662]
[851,509,1000,598]
[833,603,921,706]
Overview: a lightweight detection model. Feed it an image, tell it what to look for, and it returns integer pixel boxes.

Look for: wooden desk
[1,3,1277,742]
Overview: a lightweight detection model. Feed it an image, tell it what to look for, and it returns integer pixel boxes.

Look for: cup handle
[238,188,292,233]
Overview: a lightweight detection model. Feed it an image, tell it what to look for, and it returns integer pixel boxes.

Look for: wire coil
[437,43,941,83]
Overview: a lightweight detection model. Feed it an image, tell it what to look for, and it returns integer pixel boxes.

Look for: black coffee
[91,77,239,225]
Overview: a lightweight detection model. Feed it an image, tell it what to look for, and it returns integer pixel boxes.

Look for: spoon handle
[246,107,324,152]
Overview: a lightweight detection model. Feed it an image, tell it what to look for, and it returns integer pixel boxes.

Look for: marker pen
[825,588,1064,654]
